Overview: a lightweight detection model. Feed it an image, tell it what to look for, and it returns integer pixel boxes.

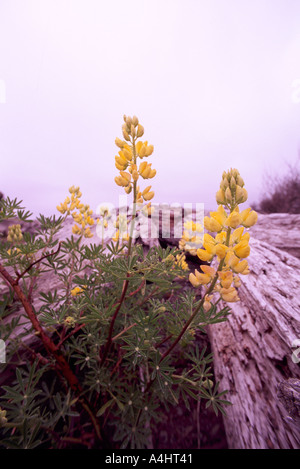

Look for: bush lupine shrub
[0,116,258,449]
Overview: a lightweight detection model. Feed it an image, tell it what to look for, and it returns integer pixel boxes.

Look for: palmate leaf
[0,196,33,221]
[199,379,232,416]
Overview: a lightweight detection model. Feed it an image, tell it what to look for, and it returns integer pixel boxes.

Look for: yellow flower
[115,152,128,170]
[195,235,213,258]
[115,172,131,187]
[136,141,154,158]
[190,265,216,286]
[122,145,133,161]
[218,271,233,289]
[84,227,93,238]
[203,295,213,312]
[142,202,155,217]
[240,208,258,227]
[210,205,227,227]
[142,186,155,201]
[200,264,216,278]
[215,243,228,259]
[189,269,205,287]
[86,216,94,226]
[234,239,250,258]
[233,276,241,287]
[139,162,156,179]
[7,247,21,256]
[229,227,244,244]
[215,231,227,244]
[234,260,249,275]
[71,286,83,296]
[220,286,239,302]
[176,254,189,271]
[226,253,249,274]
[72,224,82,235]
[115,137,125,148]
[57,203,68,214]
[196,251,210,263]
[225,209,242,229]
[184,220,203,233]
[204,216,222,233]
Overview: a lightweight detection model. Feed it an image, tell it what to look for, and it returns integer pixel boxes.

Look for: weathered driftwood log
[208,237,300,449]
[249,213,300,260]
[277,378,300,430]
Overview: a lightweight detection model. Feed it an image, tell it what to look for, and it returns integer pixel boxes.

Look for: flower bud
[220,178,229,191]
[233,276,241,288]
[225,186,232,203]
[122,125,130,141]
[241,188,248,203]
[132,170,139,181]
[115,137,125,148]
[145,144,154,156]
[132,115,139,126]
[235,185,244,203]
[236,175,245,187]
[136,124,144,138]
[216,188,226,204]
[126,116,132,127]
[230,176,236,191]
[84,227,93,238]
[231,168,239,179]
[203,300,212,312]
[64,316,76,328]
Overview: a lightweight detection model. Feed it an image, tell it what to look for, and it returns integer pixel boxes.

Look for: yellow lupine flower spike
[187,168,257,306]
[114,116,156,216]
[57,186,94,238]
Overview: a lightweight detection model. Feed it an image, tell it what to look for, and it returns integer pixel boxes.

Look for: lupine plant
[0,116,257,449]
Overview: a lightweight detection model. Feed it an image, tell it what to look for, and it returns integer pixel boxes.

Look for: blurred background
[0,0,300,216]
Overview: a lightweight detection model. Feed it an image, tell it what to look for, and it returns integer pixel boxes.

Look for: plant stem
[160,226,232,362]
[100,137,138,366]
[0,262,102,442]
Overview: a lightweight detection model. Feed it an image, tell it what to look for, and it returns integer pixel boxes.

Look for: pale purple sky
[1,0,300,216]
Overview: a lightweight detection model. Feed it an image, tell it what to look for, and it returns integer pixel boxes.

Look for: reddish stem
[0,262,102,442]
